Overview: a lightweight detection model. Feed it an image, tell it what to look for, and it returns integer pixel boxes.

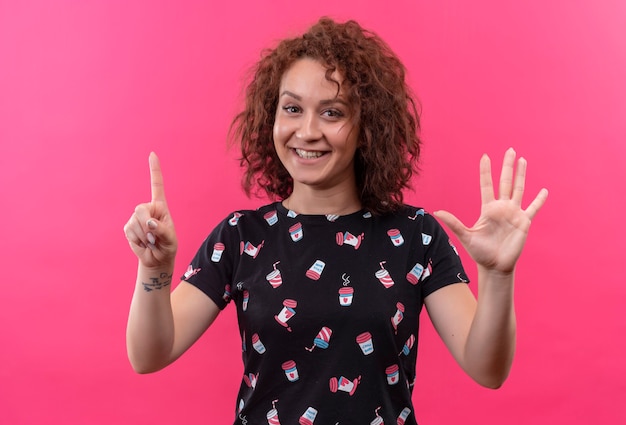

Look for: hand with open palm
[434,148,548,275]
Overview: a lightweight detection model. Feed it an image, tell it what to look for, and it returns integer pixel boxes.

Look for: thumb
[432,210,467,240]
[145,217,172,245]
[145,217,170,236]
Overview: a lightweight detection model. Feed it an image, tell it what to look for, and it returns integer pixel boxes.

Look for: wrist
[477,266,516,295]
[477,264,515,280]
[136,264,175,293]
[138,258,175,274]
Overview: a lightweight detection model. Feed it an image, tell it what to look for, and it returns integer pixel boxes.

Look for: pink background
[1,1,625,424]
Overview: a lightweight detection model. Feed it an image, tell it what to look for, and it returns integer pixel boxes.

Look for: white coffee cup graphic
[211,242,225,262]
[356,332,374,355]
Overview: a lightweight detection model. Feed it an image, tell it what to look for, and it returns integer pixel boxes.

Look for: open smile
[294,148,327,159]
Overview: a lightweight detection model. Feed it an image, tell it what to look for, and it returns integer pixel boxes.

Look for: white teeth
[295,148,324,159]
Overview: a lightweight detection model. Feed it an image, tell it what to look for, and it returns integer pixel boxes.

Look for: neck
[283,185,362,216]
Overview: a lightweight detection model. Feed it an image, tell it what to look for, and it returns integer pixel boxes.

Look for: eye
[282,105,301,114]
[322,109,344,118]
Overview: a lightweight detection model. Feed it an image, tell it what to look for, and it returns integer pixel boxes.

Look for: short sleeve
[419,214,470,298]
[180,214,241,310]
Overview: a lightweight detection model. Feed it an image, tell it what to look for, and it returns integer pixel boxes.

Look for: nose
[295,112,322,141]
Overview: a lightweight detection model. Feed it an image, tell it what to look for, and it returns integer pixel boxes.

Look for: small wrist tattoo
[142,273,172,292]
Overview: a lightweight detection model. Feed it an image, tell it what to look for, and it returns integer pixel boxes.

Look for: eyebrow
[279,90,349,107]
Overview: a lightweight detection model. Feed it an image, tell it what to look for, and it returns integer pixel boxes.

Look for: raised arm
[426,148,548,388]
[124,153,220,373]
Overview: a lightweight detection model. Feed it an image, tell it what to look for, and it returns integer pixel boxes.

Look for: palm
[435,149,548,274]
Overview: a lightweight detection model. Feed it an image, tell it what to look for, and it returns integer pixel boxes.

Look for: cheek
[338,127,359,152]
[273,121,289,144]
[272,125,289,158]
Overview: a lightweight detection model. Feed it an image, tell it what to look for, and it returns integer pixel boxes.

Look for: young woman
[124,18,547,425]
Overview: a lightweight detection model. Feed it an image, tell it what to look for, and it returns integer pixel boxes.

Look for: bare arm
[425,272,515,388]
[427,148,548,388]
[126,272,220,373]
[124,153,220,373]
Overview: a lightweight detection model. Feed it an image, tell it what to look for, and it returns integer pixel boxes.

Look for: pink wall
[1,1,624,423]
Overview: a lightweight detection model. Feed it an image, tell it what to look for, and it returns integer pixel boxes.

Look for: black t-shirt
[183,202,469,425]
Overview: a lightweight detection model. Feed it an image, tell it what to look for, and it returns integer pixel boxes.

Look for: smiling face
[273,58,359,197]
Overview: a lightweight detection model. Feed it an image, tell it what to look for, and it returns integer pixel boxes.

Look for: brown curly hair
[230,17,421,215]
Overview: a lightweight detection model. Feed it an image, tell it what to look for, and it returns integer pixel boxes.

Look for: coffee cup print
[375,261,394,288]
[282,360,299,382]
[336,231,364,249]
[243,372,258,389]
[267,409,281,425]
[242,290,250,311]
[397,407,412,425]
[326,214,339,222]
[408,208,425,220]
[306,326,332,352]
[299,407,318,425]
[391,302,405,334]
[267,402,280,425]
[266,400,281,425]
[370,414,383,425]
[266,262,282,288]
[274,299,297,331]
[356,332,374,355]
[306,260,325,280]
[251,333,266,354]
[289,222,303,242]
[329,375,361,396]
[421,260,432,281]
[222,284,232,302]
[422,232,432,245]
[240,240,264,258]
[338,287,354,306]
[387,229,404,246]
[264,210,279,226]
[183,264,201,279]
[400,334,415,356]
[228,212,243,226]
[406,262,424,285]
[386,364,400,385]
[211,242,225,262]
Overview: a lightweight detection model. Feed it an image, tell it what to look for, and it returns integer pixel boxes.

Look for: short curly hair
[230,17,421,215]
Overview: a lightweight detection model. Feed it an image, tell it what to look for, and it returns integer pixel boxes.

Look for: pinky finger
[525,188,549,220]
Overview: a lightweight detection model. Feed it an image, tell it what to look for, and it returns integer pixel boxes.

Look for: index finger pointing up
[149,152,166,202]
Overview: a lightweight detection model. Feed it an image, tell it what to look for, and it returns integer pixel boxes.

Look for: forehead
[279,58,346,98]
